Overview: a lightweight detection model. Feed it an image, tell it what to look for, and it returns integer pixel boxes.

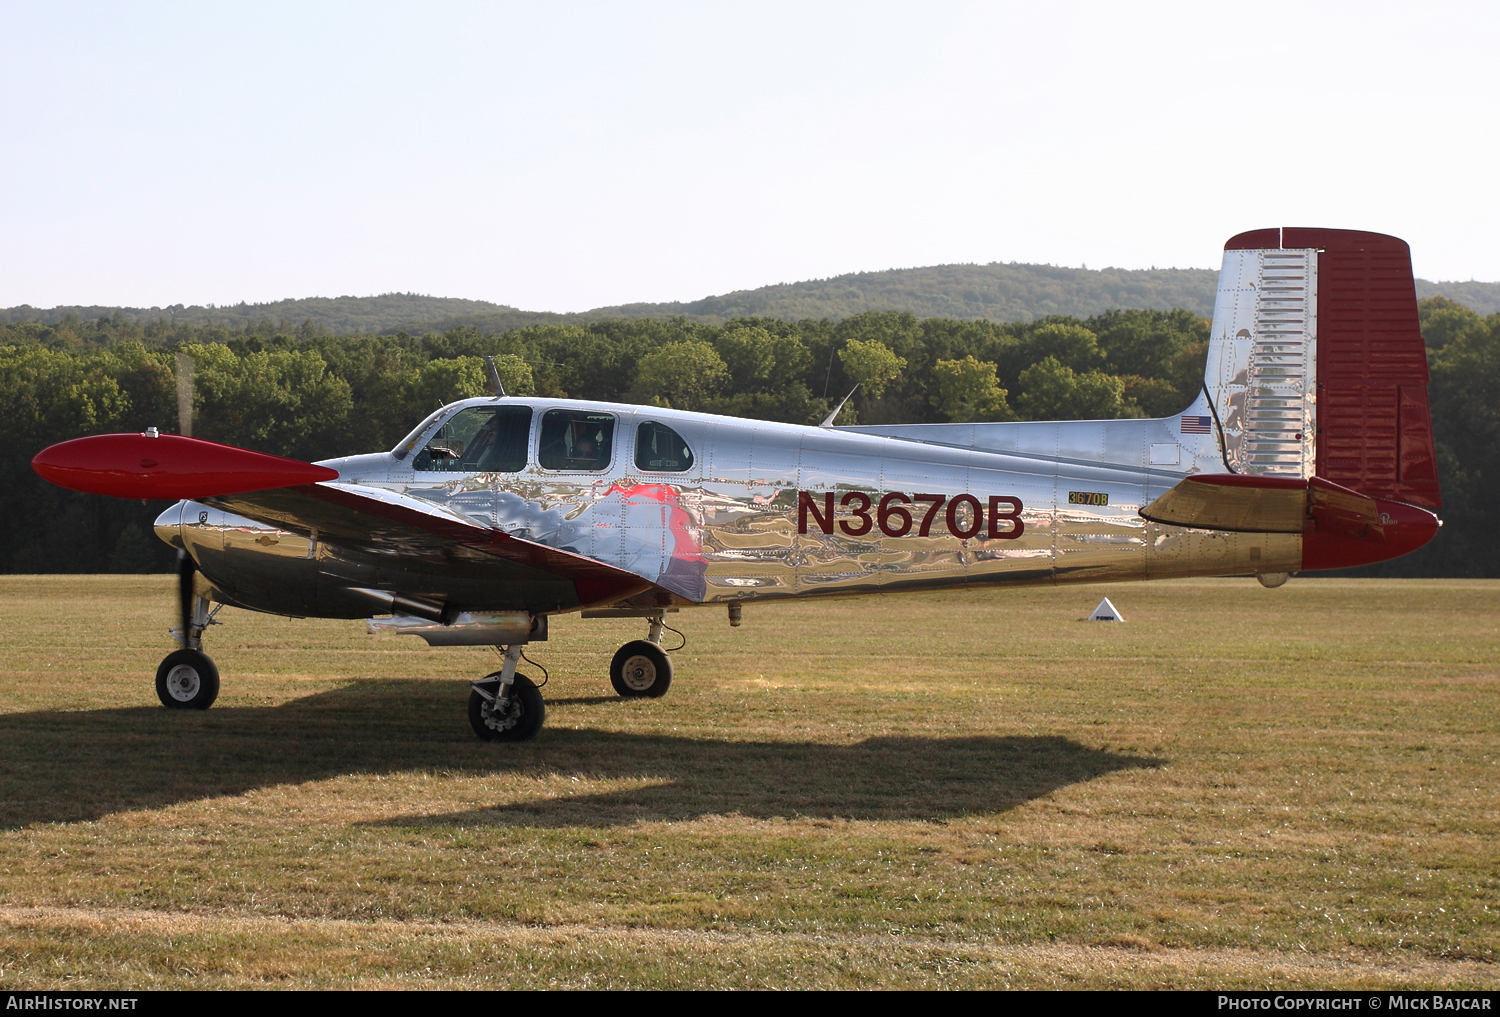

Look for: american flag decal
[1180,415,1212,435]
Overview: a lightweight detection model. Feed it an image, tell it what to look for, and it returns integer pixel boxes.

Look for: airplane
[31,228,1442,742]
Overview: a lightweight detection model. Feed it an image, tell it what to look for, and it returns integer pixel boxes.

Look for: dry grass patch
[1,905,1492,990]
[0,575,1496,988]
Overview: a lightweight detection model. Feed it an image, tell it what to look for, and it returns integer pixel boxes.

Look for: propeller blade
[176,353,195,438]
[178,549,196,641]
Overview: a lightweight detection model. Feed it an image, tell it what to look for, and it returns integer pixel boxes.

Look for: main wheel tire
[155,649,220,710]
[468,672,545,742]
[610,640,672,698]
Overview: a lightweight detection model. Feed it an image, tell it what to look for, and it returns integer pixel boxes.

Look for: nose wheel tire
[469,672,545,742]
[610,640,673,698]
[155,649,220,710]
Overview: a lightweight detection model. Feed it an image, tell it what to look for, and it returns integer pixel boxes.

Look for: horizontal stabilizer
[31,433,339,500]
[1140,474,1307,533]
[1140,474,1382,536]
[1305,478,1380,539]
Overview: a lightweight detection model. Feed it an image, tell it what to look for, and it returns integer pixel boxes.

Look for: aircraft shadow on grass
[0,680,1163,830]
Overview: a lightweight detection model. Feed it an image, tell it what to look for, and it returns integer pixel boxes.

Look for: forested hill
[0,293,569,335]
[593,264,1223,324]
[7,264,1497,334]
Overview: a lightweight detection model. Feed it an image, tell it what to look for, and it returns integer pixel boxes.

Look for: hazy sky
[2,1,1495,311]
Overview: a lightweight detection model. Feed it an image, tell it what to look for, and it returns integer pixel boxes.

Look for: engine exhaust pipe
[347,587,447,623]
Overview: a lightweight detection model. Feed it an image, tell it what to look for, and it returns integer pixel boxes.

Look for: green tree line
[2,299,1494,576]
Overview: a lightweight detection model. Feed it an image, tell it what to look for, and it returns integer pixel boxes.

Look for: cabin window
[538,409,615,471]
[413,405,532,472]
[635,421,694,473]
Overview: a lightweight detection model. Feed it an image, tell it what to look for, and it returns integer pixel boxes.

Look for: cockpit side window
[635,421,695,473]
[413,405,532,472]
[538,409,615,472]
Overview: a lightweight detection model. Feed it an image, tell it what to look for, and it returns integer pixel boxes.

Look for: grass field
[0,575,1496,989]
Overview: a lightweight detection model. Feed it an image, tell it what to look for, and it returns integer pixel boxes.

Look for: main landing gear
[469,644,546,741]
[157,586,221,710]
[467,614,679,742]
[609,614,674,698]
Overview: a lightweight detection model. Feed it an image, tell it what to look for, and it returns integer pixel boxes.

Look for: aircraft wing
[31,432,670,610]
[208,481,667,609]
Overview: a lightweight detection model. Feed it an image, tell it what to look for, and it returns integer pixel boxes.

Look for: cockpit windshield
[392,408,448,460]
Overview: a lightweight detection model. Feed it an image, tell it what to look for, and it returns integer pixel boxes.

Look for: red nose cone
[31,433,339,500]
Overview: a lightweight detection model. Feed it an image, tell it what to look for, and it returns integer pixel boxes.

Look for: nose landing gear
[155,648,220,710]
[157,584,221,710]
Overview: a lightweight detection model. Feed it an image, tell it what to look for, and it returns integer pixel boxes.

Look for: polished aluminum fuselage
[157,397,1297,620]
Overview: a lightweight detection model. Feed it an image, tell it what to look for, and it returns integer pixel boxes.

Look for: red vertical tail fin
[1212,227,1443,570]
[1283,228,1441,510]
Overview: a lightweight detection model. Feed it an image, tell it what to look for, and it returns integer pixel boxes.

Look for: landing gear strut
[158,587,221,710]
[469,643,545,741]
[610,614,673,698]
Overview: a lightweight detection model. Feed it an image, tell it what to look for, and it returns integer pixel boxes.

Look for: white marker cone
[1088,597,1124,622]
